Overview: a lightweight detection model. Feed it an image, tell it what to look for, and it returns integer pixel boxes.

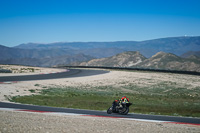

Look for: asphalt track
[0,69,109,82]
[0,102,200,125]
[0,69,199,125]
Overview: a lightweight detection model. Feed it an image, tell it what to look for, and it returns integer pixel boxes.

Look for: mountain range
[14,36,200,58]
[0,36,200,71]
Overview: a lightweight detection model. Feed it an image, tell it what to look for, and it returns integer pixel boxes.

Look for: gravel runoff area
[0,110,199,133]
[0,65,200,132]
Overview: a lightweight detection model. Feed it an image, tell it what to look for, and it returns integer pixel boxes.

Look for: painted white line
[48,112,84,116]
[0,107,83,116]
[0,108,18,111]
[2,82,12,84]
[0,81,19,84]
[51,72,57,74]
[39,70,69,75]
[119,118,171,123]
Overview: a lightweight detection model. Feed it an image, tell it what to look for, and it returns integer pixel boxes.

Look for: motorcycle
[107,101,132,115]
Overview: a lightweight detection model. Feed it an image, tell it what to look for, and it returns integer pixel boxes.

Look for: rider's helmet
[121,96,129,102]
[121,96,126,100]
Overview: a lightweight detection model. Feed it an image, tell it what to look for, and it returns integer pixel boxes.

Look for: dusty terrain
[1,67,200,101]
[0,110,199,133]
[0,65,200,132]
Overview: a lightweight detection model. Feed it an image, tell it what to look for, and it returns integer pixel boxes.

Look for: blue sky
[0,0,200,47]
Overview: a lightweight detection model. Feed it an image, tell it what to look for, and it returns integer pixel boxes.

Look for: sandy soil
[0,65,66,76]
[0,66,200,132]
[0,110,199,133]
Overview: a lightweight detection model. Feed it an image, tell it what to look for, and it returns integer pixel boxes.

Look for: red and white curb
[0,107,199,126]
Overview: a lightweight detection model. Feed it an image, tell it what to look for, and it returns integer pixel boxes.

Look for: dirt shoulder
[0,110,199,133]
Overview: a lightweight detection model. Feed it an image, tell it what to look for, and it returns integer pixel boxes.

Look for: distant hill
[138,52,183,69]
[76,51,200,72]
[138,52,200,72]
[80,51,146,67]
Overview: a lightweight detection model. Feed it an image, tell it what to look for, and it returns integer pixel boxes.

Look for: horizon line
[1,35,199,47]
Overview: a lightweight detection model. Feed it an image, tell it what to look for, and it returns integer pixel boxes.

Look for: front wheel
[119,107,129,115]
[107,107,112,114]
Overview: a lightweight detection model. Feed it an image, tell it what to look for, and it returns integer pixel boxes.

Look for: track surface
[0,102,199,125]
[0,69,108,82]
[0,69,199,125]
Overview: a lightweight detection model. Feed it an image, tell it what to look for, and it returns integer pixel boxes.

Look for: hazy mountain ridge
[14,36,200,58]
[0,53,94,67]
[0,44,77,60]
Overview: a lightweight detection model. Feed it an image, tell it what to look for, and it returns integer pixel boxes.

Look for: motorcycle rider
[112,96,129,111]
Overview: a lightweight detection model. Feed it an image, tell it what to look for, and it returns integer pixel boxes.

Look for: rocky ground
[0,65,200,132]
[0,110,199,133]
